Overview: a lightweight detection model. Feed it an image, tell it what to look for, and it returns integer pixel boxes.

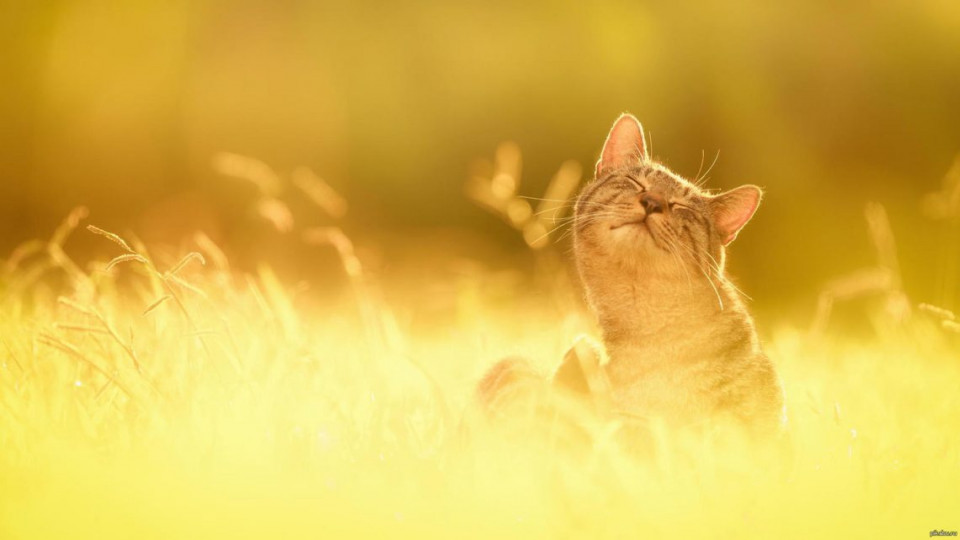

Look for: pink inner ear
[596,114,647,176]
[713,186,761,245]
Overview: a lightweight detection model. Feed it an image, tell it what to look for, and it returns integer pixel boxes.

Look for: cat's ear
[710,185,762,245]
[596,113,648,177]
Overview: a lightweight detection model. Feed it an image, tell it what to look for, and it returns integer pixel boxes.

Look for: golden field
[0,183,958,538]
[2,1,960,538]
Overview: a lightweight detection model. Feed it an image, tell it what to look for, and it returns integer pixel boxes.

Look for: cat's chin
[607,222,659,250]
[607,222,678,258]
[609,220,648,234]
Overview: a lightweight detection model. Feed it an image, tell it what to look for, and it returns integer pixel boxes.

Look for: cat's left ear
[596,113,648,177]
[709,185,762,245]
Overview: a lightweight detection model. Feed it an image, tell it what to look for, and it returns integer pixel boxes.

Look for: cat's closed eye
[669,201,691,211]
[625,176,647,193]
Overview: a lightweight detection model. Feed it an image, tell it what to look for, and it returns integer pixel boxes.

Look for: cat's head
[574,114,761,280]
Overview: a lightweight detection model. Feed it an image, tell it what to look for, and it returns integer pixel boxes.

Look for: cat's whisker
[543,211,629,244]
[694,149,706,186]
[666,225,700,290]
[539,217,590,245]
[655,221,720,286]
[542,214,577,225]
[680,244,752,302]
[663,228,727,310]
[532,206,574,219]
[670,236,714,275]
[546,207,625,224]
[701,264,725,310]
[694,150,720,187]
[553,217,608,243]
[517,196,578,203]
[704,250,753,302]
[658,226,694,293]
[666,237,726,310]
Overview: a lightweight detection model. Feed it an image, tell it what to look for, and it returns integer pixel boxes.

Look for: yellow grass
[0,208,958,540]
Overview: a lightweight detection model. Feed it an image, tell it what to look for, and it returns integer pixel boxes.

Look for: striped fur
[574,115,785,433]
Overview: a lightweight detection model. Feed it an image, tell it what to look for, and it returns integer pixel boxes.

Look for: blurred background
[2,0,959,325]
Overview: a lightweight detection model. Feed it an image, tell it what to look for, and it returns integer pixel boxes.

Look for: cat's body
[477,114,784,437]
[576,156,783,431]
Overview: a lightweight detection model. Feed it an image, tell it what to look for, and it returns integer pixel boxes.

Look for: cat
[476,113,785,438]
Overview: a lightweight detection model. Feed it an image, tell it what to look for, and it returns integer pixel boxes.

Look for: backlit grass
[0,207,958,539]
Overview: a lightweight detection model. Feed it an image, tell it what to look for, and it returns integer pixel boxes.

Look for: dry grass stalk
[3,239,45,275]
[193,232,230,273]
[84,225,217,365]
[167,252,206,277]
[811,202,910,333]
[105,253,150,271]
[466,142,582,250]
[292,166,348,218]
[142,295,171,316]
[302,227,363,278]
[86,225,136,254]
[255,198,295,233]
[54,324,111,335]
[212,152,283,196]
[244,273,275,323]
[922,154,960,311]
[56,296,143,374]
[214,153,345,236]
[918,303,960,334]
[47,243,93,293]
[302,226,407,357]
[50,206,89,248]
[36,332,144,408]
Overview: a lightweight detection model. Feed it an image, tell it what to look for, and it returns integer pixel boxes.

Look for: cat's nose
[640,193,664,214]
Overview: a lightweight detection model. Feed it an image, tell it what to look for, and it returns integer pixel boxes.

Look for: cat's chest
[604,341,720,391]
[605,355,727,422]
[605,328,720,371]
[602,335,749,416]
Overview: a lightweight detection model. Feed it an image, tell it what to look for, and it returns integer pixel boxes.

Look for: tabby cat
[477,114,785,437]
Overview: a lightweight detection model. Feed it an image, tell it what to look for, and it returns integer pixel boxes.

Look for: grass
[1,162,959,538]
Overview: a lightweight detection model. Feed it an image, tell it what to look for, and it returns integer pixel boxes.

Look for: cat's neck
[588,270,755,366]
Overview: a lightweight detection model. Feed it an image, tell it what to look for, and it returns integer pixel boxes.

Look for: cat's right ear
[596,113,648,177]
[710,185,762,245]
